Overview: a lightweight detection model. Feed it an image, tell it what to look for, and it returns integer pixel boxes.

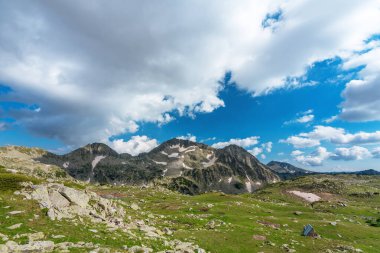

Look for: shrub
[0,173,38,191]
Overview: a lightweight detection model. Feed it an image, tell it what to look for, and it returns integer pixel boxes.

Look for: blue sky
[1,1,380,171]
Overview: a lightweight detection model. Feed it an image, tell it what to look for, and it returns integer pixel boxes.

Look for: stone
[0,244,8,253]
[163,227,173,235]
[51,235,65,239]
[49,190,71,208]
[128,246,153,253]
[252,235,266,240]
[294,211,302,215]
[330,222,337,226]
[8,211,24,215]
[28,232,45,242]
[58,186,89,208]
[130,203,140,210]
[19,240,55,252]
[7,223,22,230]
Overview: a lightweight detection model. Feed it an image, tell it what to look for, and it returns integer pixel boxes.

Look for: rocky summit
[37,139,280,195]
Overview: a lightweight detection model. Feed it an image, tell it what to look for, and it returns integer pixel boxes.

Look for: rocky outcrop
[34,139,280,194]
[14,183,207,253]
[19,183,125,225]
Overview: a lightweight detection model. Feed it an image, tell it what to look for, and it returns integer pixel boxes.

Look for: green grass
[0,173,40,192]
[0,174,379,252]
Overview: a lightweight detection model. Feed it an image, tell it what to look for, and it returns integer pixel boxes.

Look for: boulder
[58,186,89,208]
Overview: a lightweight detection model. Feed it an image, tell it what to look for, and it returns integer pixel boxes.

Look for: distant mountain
[267,161,316,179]
[37,139,280,195]
[328,169,380,176]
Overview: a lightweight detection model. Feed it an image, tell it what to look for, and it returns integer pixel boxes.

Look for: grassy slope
[0,167,379,252]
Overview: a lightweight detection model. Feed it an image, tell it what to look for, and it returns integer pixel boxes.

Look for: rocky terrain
[37,139,280,194]
[0,145,379,252]
[267,161,316,180]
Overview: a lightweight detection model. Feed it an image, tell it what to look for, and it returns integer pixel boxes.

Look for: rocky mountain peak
[70,143,118,157]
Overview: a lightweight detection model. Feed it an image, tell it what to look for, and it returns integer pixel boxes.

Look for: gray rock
[7,223,22,230]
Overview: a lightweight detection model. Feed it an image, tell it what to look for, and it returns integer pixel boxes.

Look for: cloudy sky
[1,0,380,171]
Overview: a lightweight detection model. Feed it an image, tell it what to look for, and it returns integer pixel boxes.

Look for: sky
[1,0,380,172]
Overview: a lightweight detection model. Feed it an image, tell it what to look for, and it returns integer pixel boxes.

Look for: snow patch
[245,181,252,193]
[255,181,262,186]
[169,144,180,149]
[202,155,217,168]
[179,145,196,153]
[168,153,179,158]
[288,190,321,203]
[161,151,168,156]
[153,160,168,165]
[92,156,106,169]
[182,162,193,170]
[63,162,69,168]
[228,177,232,184]
[162,168,168,177]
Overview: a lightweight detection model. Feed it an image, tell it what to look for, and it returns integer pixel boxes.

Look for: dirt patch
[252,235,267,240]
[258,220,280,229]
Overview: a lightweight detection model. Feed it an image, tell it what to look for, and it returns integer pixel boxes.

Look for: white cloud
[372,147,380,158]
[324,115,338,124]
[284,109,314,125]
[248,147,263,156]
[296,114,314,123]
[260,154,266,159]
[282,125,380,148]
[212,136,260,149]
[294,147,331,166]
[261,142,273,152]
[291,150,304,156]
[280,136,320,148]
[176,134,197,142]
[110,135,158,156]
[331,146,372,161]
[0,0,379,146]
[340,46,380,121]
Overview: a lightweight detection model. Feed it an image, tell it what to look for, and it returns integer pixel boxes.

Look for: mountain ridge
[35,139,280,194]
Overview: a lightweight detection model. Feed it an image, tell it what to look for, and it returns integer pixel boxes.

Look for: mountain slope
[267,161,315,180]
[37,139,280,194]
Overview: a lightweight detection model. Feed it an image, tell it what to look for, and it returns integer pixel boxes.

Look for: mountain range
[37,139,280,195]
[35,138,380,195]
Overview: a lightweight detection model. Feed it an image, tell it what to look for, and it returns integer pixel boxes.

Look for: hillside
[267,161,315,180]
[0,146,379,252]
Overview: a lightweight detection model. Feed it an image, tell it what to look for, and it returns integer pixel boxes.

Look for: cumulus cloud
[261,142,273,152]
[291,150,304,156]
[280,136,320,148]
[249,147,263,156]
[212,136,260,149]
[1,0,380,147]
[110,136,158,156]
[281,125,380,148]
[284,109,314,125]
[331,146,372,161]
[294,147,331,166]
[372,147,380,158]
[176,134,197,142]
[297,114,314,124]
[340,45,380,121]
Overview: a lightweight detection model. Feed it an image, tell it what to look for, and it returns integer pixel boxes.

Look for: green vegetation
[0,172,39,192]
[0,173,379,252]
